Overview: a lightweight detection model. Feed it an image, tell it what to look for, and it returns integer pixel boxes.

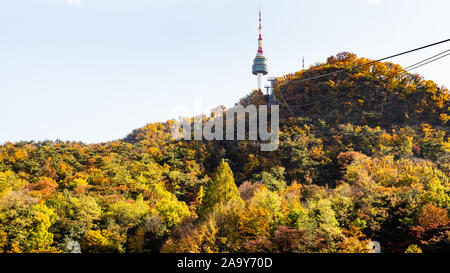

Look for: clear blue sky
[1,0,449,143]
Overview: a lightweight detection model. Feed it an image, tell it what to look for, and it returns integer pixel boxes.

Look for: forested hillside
[0,53,448,253]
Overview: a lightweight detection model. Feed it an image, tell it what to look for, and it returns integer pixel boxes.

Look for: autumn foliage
[0,53,448,253]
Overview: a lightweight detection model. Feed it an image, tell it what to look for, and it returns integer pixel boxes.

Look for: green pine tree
[199,160,241,217]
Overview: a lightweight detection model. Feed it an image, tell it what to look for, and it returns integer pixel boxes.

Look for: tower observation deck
[252,10,268,90]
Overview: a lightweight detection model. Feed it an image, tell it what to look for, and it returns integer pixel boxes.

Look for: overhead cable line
[285,38,450,85]
[404,51,450,72]
[275,45,450,117]
[403,48,450,71]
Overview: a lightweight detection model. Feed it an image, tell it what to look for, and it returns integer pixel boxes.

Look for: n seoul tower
[252,9,268,90]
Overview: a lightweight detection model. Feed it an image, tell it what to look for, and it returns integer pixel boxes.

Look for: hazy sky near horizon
[1,0,449,143]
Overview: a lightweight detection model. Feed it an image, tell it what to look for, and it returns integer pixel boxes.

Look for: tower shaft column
[257,73,263,90]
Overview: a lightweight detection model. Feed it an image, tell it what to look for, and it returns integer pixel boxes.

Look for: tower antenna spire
[257,7,263,55]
